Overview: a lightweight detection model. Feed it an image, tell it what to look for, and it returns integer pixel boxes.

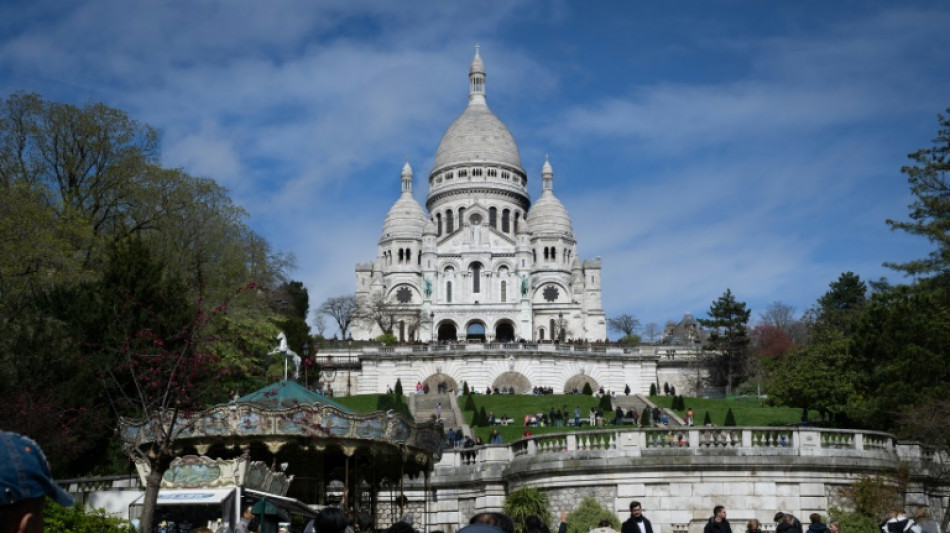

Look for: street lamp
[347,340,353,396]
[558,312,564,343]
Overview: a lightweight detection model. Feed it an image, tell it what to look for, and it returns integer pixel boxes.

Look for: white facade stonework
[354,47,606,343]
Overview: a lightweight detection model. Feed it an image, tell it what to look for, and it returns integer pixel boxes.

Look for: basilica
[354,47,606,343]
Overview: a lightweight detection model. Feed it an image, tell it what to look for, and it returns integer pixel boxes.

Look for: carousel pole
[424,470,430,533]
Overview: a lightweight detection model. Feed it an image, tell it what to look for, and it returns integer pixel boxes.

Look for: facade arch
[493,319,516,342]
[423,373,459,394]
[437,321,458,342]
[465,320,487,342]
[564,374,599,394]
[491,371,531,394]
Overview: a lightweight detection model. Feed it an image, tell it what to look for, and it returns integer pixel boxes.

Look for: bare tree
[318,295,358,338]
[607,313,641,338]
[643,322,661,343]
[758,300,808,345]
[898,399,950,531]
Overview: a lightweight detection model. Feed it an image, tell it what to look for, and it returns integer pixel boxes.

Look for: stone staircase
[410,392,464,431]
[610,394,686,426]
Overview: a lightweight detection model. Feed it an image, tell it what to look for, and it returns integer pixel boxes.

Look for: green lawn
[332,394,385,413]
[650,395,817,427]
[331,393,817,443]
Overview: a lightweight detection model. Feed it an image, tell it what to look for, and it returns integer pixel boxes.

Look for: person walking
[621,501,654,533]
[807,514,829,533]
[914,507,940,533]
[704,506,732,533]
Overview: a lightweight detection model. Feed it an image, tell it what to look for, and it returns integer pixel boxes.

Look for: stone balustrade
[435,426,899,468]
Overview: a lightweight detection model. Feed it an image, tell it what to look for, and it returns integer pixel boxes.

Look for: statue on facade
[268,331,302,379]
[424,277,432,298]
[521,275,529,297]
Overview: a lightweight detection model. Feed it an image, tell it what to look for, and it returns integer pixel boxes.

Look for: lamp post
[347,339,353,396]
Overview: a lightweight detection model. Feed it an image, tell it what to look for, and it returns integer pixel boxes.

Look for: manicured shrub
[724,408,737,426]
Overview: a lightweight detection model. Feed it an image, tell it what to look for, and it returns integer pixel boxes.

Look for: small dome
[529,194,573,236]
[528,156,573,237]
[423,218,437,236]
[381,195,427,241]
[382,161,428,241]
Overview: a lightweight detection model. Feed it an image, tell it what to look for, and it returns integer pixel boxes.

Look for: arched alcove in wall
[492,371,531,394]
[423,373,459,394]
[563,374,599,394]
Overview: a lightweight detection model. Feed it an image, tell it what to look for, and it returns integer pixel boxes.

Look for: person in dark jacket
[704,506,732,533]
[775,512,804,533]
[621,501,654,533]
[807,514,829,533]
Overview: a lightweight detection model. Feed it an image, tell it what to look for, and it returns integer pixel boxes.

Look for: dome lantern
[470,44,486,105]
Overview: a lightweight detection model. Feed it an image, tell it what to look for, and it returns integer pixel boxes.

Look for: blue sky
[1,1,948,335]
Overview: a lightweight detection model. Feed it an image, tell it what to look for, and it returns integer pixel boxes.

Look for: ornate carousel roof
[118,381,444,501]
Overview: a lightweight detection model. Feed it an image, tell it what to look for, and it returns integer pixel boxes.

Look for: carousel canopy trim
[234,380,353,413]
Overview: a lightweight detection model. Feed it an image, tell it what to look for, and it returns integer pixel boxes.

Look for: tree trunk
[139,459,165,533]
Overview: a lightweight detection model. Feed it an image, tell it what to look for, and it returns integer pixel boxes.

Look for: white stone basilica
[354,47,606,343]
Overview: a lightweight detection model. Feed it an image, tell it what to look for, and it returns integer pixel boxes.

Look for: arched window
[550,319,556,340]
[446,210,454,233]
[532,249,537,262]
[405,248,411,262]
[472,262,482,293]
[458,207,466,226]
[501,281,507,303]
[544,248,549,260]
[436,213,442,236]
[489,207,497,228]
[539,328,545,341]
[446,281,453,303]
[502,209,510,233]
[551,247,556,260]
[398,249,404,262]
[514,212,520,233]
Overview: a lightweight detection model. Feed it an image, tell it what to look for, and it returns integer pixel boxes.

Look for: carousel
[119,378,444,529]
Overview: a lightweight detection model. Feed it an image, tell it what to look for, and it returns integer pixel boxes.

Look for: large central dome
[432,104,523,171]
[430,46,524,175]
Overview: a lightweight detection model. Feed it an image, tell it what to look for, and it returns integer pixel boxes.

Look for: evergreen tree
[477,406,489,427]
[641,407,652,426]
[394,378,403,397]
[724,408,737,426]
[582,382,593,395]
[885,109,950,278]
[649,383,657,396]
[699,289,752,391]
[464,393,476,411]
[703,411,712,426]
[624,384,631,396]
[463,381,469,395]
[598,394,613,412]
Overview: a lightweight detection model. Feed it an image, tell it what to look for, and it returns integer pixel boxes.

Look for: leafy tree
[274,280,309,320]
[43,499,133,532]
[617,334,642,347]
[318,295,358,338]
[565,497,620,533]
[768,327,857,422]
[607,313,641,338]
[503,487,550,533]
[885,109,950,278]
[699,289,751,391]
